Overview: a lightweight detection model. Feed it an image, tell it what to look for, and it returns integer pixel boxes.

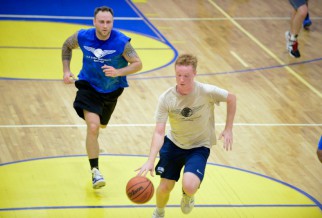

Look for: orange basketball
[126,176,154,204]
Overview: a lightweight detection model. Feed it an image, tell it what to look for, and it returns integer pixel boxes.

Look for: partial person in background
[137,54,236,218]
[285,0,309,58]
[317,136,322,163]
[61,6,142,189]
[303,0,312,30]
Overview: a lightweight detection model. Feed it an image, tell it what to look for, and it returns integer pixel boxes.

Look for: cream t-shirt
[155,81,228,149]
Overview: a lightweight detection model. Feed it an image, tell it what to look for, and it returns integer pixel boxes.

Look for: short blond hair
[175,54,198,71]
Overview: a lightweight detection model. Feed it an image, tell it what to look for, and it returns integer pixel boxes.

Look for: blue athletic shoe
[303,13,312,29]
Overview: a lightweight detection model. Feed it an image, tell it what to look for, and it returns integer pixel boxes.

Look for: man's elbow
[227,93,236,104]
[137,61,143,71]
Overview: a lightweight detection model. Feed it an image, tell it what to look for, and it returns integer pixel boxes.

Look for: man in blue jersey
[62,6,142,189]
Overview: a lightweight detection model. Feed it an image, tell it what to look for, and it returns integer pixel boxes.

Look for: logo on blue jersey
[84,46,116,62]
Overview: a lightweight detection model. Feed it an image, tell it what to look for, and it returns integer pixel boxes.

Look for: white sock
[290,34,298,41]
[156,207,165,214]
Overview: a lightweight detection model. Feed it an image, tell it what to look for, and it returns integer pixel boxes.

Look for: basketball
[126,176,154,204]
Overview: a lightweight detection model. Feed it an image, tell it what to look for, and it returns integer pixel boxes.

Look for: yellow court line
[208,0,322,98]
[230,51,249,67]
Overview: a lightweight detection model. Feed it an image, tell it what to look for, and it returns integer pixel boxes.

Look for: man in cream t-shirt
[137,54,237,218]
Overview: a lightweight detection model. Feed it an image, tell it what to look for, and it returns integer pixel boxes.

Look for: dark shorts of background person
[289,0,307,9]
[73,80,124,125]
[155,136,210,182]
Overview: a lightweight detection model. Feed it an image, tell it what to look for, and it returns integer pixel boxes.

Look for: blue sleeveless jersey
[77,28,130,93]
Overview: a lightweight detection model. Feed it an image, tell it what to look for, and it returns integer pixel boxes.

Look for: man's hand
[102,65,119,77]
[63,72,76,84]
[219,129,233,151]
[136,161,155,177]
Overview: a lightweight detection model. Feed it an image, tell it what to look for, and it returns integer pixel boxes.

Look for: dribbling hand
[136,161,155,177]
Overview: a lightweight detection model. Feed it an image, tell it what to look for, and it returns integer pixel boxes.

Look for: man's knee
[297,5,308,18]
[182,172,200,196]
[158,179,175,194]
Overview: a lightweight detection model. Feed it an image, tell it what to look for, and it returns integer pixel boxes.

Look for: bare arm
[102,42,142,77]
[137,122,166,176]
[219,93,237,150]
[317,149,322,163]
[62,32,79,83]
[318,136,322,163]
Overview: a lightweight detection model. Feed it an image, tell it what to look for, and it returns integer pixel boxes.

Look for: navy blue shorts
[289,0,307,9]
[155,136,210,182]
[73,80,124,125]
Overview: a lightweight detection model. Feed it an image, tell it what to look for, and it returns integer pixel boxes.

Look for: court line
[148,17,322,21]
[1,14,321,21]
[0,14,142,20]
[0,123,321,128]
[0,204,318,211]
[230,51,249,67]
[1,154,321,211]
[1,46,320,81]
[128,57,322,80]
[208,0,322,99]
[0,46,170,50]
[2,52,318,80]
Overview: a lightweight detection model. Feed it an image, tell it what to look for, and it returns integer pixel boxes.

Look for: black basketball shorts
[73,80,124,125]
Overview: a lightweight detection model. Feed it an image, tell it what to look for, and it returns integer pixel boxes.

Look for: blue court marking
[0,0,156,39]
[0,57,320,81]
[0,0,178,76]
[129,57,322,80]
[1,154,321,211]
[0,204,318,212]
[0,0,319,80]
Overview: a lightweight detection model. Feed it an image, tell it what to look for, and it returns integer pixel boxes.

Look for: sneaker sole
[180,198,194,214]
[288,52,300,58]
[93,180,106,189]
[303,24,311,30]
